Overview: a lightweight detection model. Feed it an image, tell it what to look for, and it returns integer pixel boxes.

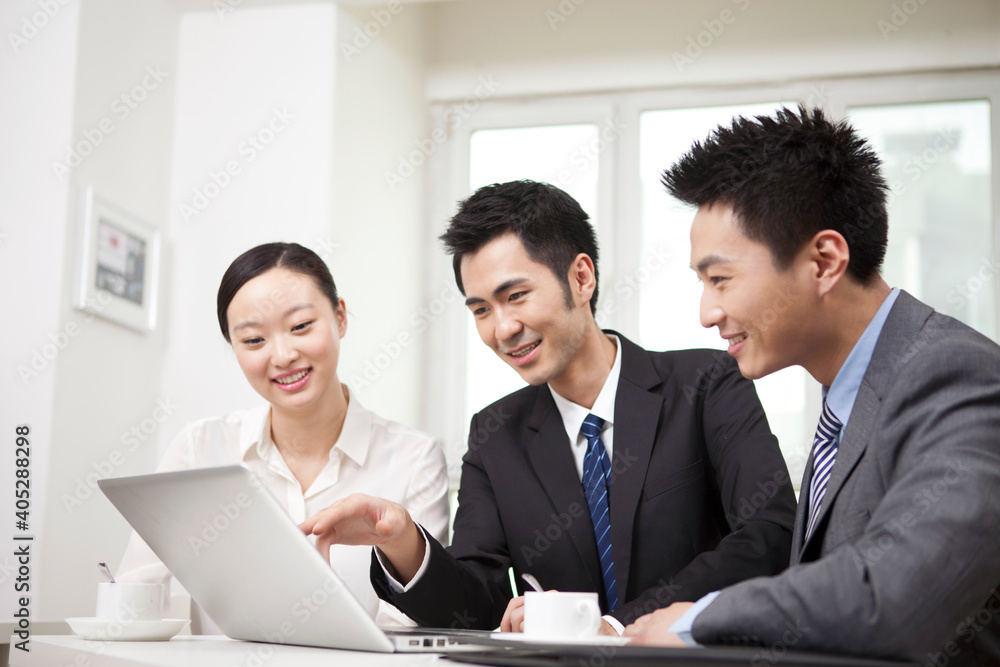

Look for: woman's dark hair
[440,180,601,315]
[662,106,889,283]
[216,242,339,342]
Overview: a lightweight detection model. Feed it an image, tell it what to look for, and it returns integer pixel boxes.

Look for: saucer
[66,617,189,641]
[489,632,630,646]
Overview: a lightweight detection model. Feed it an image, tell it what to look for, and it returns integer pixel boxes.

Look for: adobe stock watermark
[553,117,626,191]
[222,269,309,338]
[672,0,751,72]
[313,235,341,263]
[213,0,242,20]
[17,291,113,386]
[594,245,672,327]
[407,466,450,510]
[463,403,514,458]
[188,474,270,558]
[61,397,180,514]
[188,493,252,556]
[7,0,71,54]
[51,65,170,182]
[339,0,405,63]
[545,0,586,31]
[802,84,831,110]
[618,578,686,626]
[749,284,799,333]
[926,589,1000,667]
[178,108,295,223]
[885,128,960,204]
[384,76,502,191]
[678,287,798,405]
[724,469,790,527]
[578,641,624,667]
[348,282,464,393]
[230,563,351,666]
[850,459,971,576]
[877,0,932,40]
[750,618,810,666]
[945,255,999,313]
[842,128,959,248]
[520,448,640,567]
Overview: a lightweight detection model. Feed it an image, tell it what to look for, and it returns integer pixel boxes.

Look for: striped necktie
[805,399,843,539]
[581,413,619,612]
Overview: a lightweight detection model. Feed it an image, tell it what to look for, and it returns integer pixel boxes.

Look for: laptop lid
[99,465,397,652]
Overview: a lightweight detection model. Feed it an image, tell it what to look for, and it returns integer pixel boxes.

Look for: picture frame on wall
[73,187,161,333]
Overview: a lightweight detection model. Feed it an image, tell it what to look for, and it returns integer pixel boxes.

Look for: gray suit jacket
[692,291,1000,665]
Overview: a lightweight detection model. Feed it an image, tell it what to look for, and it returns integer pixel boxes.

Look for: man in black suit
[302,180,796,633]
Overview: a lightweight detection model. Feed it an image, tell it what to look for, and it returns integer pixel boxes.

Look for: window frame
[424,68,1000,486]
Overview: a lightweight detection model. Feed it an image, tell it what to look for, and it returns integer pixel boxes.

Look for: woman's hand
[300,493,425,583]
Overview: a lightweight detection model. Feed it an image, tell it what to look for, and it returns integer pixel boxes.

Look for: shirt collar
[237,388,372,467]
[825,288,900,429]
[239,404,271,459]
[549,333,622,436]
[335,388,371,467]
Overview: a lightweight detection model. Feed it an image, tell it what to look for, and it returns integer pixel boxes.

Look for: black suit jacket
[372,332,796,628]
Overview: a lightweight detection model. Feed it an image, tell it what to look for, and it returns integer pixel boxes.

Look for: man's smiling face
[690,204,818,380]
[461,233,590,387]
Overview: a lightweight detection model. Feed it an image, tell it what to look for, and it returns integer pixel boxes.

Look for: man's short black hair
[662,106,889,283]
[440,180,600,315]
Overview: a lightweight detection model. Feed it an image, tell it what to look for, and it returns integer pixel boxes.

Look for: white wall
[328,3,430,429]
[0,0,82,622]
[424,0,1000,100]
[159,0,433,448]
[160,3,337,447]
[35,0,181,620]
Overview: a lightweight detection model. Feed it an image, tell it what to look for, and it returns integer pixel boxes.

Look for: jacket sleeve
[691,338,1000,661]
[612,351,797,626]
[371,410,513,630]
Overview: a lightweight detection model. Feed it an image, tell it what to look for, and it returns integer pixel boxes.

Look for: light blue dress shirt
[668,288,901,645]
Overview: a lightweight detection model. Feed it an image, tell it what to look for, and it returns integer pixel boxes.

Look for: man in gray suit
[624,107,1000,666]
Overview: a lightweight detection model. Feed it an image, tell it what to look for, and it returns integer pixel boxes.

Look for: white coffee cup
[523,591,601,639]
[96,583,164,622]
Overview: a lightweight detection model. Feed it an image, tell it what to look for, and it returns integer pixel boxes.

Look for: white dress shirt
[117,388,450,631]
[380,334,624,631]
[549,333,621,479]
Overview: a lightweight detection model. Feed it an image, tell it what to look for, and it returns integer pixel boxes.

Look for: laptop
[99,464,487,653]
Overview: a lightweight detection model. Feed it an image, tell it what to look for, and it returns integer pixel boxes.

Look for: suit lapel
[607,334,663,605]
[800,381,881,555]
[523,388,603,594]
[791,452,814,565]
[799,291,933,557]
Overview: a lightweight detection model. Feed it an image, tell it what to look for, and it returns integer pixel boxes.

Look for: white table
[7,635,446,667]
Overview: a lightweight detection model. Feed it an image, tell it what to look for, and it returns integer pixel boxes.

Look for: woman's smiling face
[225,267,347,414]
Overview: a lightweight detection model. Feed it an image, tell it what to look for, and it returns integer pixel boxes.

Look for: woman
[117,242,449,630]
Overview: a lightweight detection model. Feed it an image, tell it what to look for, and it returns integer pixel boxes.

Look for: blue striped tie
[581,414,618,612]
[805,400,843,539]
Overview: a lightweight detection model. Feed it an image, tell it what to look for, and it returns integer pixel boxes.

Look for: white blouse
[116,389,450,631]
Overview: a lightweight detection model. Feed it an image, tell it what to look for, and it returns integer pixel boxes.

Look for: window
[464,124,600,422]
[432,70,1000,488]
[848,100,995,340]
[637,101,814,482]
